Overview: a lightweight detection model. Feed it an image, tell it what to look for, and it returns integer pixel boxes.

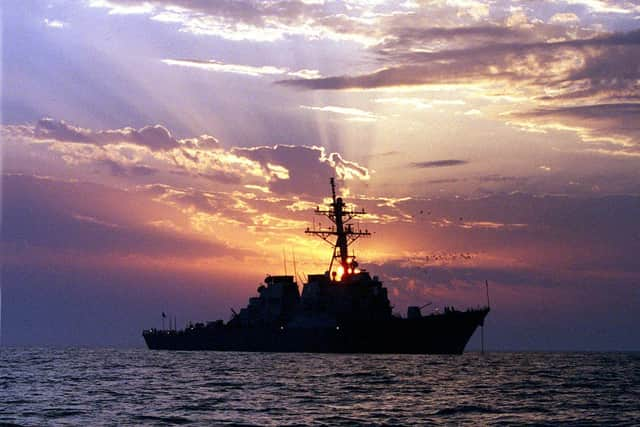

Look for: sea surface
[1,349,638,426]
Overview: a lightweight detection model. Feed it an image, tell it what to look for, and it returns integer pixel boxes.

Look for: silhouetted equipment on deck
[143,178,490,354]
[407,306,421,319]
[408,302,432,318]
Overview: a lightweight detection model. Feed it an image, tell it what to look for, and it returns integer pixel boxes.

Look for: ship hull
[143,308,489,355]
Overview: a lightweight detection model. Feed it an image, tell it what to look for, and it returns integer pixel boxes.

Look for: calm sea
[1,349,638,426]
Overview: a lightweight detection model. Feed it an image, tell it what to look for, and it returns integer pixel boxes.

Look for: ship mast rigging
[305,178,370,279]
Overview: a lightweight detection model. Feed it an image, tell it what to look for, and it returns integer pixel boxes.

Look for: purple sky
[2,0,640,349]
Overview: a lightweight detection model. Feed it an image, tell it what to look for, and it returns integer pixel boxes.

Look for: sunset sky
[2,0,639,349]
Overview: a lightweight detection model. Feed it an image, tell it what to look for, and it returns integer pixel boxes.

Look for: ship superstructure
[143,179,489,354]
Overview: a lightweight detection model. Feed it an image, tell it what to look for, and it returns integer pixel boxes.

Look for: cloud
[162,58,287,77]
[87,2,639,153]
[43,18,67,28]
[286,68,322,79]
[89,0,640,162]
[89,0,640,51]
[426,178,461,184]
[162,58,321,79]
[375,97,434,109]
[510,103,640,149]
[233,144,370,195]
[328,151,370,180]
[364,191,640,286]
[141,183,257,228]
[33,117,91,142]
[89,0,154,15]
[32,118,181,151]
[4,119,276,184]
[278,29,640,90]
[300,105,381,122]
[2,174,247,259]
[564,0,638,14]
[412,159,468,168]
[277,27,640,151]
[97,159,158,177]
[3,119,370,195]
[374,97,466,110]
[90,0,382,43]
[376,25,530,54]
[549,13,580,24]
[431,218,528,230]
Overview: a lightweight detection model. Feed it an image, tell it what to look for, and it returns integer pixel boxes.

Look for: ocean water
[1,349,638,426]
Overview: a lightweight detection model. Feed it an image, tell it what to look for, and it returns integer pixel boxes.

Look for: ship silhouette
[143,178,489,354]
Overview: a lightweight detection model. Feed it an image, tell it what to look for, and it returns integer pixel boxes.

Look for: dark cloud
[513,103,640,149]
[418,174,528,193]
[277,30,640,91]
[34,118,182,151]
[35,117,91,142]
[368,191,640,275]
[364,151,400,159]
[475,174,523,183]
[376,25,529,54]
[547,47,640,102]
[2,174,247,259]
[196,171,244,185]
[97,159,158,177]
[124,124,177,151]
[390,25,524,41]
[426,178,461,184]
[180,134,220,150]
[412,159,468,168]
[518,103,640,120]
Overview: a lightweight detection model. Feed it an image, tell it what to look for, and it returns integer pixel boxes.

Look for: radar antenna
[305,178,370,280]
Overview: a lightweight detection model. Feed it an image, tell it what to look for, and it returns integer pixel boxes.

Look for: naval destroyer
[143,178,489,354]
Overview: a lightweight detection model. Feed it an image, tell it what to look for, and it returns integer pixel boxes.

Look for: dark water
[1,349,639,426]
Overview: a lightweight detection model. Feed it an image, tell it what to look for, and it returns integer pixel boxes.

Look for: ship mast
[305,178,370,280]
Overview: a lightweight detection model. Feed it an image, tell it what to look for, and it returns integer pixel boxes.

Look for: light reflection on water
[1,349,639,425]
